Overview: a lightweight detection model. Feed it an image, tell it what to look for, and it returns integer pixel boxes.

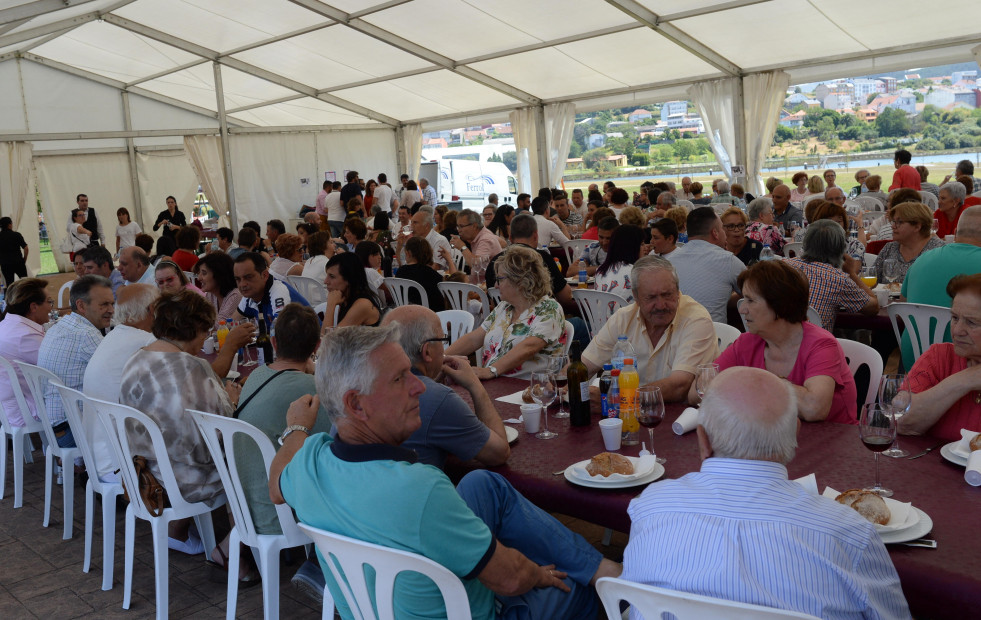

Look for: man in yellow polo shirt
[582,255,718,403]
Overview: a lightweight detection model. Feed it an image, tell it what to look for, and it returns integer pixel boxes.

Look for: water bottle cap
[602,363,612,370]
[618,335,627,341]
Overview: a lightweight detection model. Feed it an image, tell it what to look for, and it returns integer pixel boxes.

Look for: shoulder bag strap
[231,369,294,418]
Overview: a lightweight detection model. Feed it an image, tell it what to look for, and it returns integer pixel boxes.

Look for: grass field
[38,241,59,275]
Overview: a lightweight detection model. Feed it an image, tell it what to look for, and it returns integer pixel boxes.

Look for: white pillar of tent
[532,105,549,189]
[120,91,146,232]
[212,61,239,232]
[395,124,407,178]
[732,76,748,188]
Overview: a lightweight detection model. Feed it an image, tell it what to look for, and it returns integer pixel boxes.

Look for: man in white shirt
[324,181,344,237]
[117,247,156,285]
[609,188,629,220]
[83,284,159,482]
[623,366,910,620]
[664,207,744,323]
[531,196,569,247]
[570,188,587,219]
[397,208,452,270]
[374,173,397,215]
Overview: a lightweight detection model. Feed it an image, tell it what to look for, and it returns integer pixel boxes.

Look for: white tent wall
[316,129,399,189]
[135,150,199,240]
[36,152,134,272]
[0,142,40,276]
[184,135,228,230]
[229,133,318,227]
[0,61,28,133]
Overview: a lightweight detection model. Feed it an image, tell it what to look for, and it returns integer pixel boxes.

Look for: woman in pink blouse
[744,197,787,255]
[689,260,858,424]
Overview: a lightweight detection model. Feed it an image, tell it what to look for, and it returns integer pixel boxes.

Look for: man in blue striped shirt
[622,367,910,619]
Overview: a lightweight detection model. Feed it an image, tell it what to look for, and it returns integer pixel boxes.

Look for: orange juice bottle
[619,358,640,445]
[216,320,229,350]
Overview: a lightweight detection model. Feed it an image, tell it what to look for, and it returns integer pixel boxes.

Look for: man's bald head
[382,304,442,369]
[304,212,321,225]
[117,246,150,283]
[698,367,798,464]
[955,205,981,245]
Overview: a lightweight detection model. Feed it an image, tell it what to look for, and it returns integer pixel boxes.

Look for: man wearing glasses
[450,209,502,269]
[382,305,510,469]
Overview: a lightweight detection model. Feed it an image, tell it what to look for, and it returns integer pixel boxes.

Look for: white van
[422,160,518,211]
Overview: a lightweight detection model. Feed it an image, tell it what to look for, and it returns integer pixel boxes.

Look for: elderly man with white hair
[397,206,452,270]
[622,366,910,620]
[709,180,740,208]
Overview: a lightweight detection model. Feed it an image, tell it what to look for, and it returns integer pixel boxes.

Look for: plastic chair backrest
[435,310,474,345]
[887,302,952,364]
[855,195,885,212]
[58,280,73,308]
[561,239,593,266]
[437,282,489,322]
[91,398,208,519]
[188,409,310,548]
[863,253,877,268]
[918,191,938,210]
[595,577,821,620]
[0,356,44,434]
[288,275,328,306]
[384,277,428,308]
[806,306,823,328]
[783,242,803,258]
[296,523,473,620]
[572,289,624,338]
[837,338,884,411]
[713,322,741,351]
[52,385,117,496]
[450,248,465,271]
[486,287,501,307]
[14,362,65,449]
[561,320,575,357]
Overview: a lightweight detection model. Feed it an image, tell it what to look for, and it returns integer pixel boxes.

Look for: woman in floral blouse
[744,197,787,255]
[447,245,565,379]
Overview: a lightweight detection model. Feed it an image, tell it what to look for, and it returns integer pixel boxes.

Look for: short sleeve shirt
[784,258,869,330]
[903,343,980,441]
[479,297,565,376]
[237,276,309,331]
[280,435,496,620]
[401,371,491,469]
[664,240,744,323]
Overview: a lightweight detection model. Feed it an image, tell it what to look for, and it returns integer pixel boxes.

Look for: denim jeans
[55,425,77,449]
[456,470,600,620]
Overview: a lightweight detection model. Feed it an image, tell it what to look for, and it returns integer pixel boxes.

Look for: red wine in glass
[553,373,569,418]
[638,414,661,429]
[862,436,892,453]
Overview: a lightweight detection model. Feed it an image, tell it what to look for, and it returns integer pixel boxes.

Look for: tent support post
[732,77,747,186]
[395,124,407,179]
[213,62,238,232]
[533,105,549,189]
[121,91,146,233]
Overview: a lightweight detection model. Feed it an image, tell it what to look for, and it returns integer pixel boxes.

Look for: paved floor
[0,442,627,619]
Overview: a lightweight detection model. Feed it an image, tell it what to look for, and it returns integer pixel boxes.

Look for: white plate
[564,459,665,489]
[879,507,933,544]
[505,426,518,444]
[941,442,969,467]
[874,502,921,534]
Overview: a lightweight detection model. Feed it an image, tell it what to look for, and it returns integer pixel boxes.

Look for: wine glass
[879,374,911,458]
[859,403,896,497]
[637,386,666,464]
[529,372,557,440]
[930,218,939,236]
[548,355,569,419]
[859,266,877,289]
[239,318,259,367]
[695,363,719,402]
[881,259,901,288]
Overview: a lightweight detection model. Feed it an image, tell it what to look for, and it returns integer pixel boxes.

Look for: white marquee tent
[2,0,981,274]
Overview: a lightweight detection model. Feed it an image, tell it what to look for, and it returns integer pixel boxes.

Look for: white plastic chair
[53,385,124,590]
[297,523,471,620]
[0,356,44,509]
[435,310,474,345]
[596,577,820,620]
[783,241,803,258]
[57,280,73,308]
[15,361,80,540]
[837,338,883,412]
[183,271,197,286]
[863,253,878,268]
[189,410,317,620]
[887,302,952,366]
[486,286,501,307]
[437,281,489,324]
[572,289,624,338]
[713,322,741,351]
[806,306,823,328]
[287,274,328,306]
[92,398,225,618]
[855,195,885,212]
[384,277,428,308]
[918,191,938,211]
[561,320,575,358]
[450,247,465,271]
[561,239,593,266]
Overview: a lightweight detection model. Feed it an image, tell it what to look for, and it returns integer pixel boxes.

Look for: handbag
[121,455,167,517]
[58,234,74,253]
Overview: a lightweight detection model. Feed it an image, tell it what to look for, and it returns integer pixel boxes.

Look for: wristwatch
[488,365,499,378]
[278,425,311,445]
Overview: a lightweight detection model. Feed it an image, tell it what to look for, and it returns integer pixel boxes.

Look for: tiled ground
[0,443,627,619]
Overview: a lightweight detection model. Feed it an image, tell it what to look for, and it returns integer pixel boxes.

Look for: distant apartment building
[852,78,884,101]
[628,109,653,123]
[925,89,956,108]
[660,101,687,122]
[883,77,898,93]
[779,109,806,128]
[664,113,704,133]
[823,93,853,110]
[953,90,979,108]
[952,70,978,84]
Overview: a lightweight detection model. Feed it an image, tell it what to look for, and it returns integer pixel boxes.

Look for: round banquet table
[444,376,981,620]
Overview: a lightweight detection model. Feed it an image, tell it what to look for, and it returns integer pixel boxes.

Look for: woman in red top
[902,273,981,441]
[935,181,970,238]
[171,225,200,272]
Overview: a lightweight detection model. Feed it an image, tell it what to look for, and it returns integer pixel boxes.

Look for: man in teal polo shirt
[900,206,981,369]
[269,323,620,619]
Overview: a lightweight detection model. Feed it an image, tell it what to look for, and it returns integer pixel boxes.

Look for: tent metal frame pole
[732,77,747,185]
[120,91,147,233]
[532,106,549,189]
[213,62,238,232]
[395,125,407,179]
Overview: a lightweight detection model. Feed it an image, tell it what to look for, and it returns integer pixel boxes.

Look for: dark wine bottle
[568,341,591,427]
[256,312,275,365]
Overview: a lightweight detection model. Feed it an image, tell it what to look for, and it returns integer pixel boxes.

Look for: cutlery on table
[892,538,937,549]
[907,442,945,460]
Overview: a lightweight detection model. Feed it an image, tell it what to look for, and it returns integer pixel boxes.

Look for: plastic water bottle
[599,364,613,417]
[759,244,775,261]
[849,230,863,261]
[608,369,621,419]
[577,260,588,289]
[612,335,634,371]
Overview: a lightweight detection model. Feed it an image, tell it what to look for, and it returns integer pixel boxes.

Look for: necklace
[158,337,185,352]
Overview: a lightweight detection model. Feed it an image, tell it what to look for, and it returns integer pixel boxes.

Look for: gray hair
[956,205,981,240]
[665,181,676,190]
[630,255,679,298]
[69,274,113,312]
[940,181,967,205]
[801,219,846,269]
[825,186,845,200]
[657,192,677,206]
[315,324,401,425]
[698,375,798,463]
[112,283,159,327]
[391,314,439,366]
[458,208,483,230]
[416,207,434,228]
[716,180,730,194]
[747,197,773,221]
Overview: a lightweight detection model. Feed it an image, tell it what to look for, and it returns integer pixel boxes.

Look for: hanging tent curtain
[509,107,541,195]
[743,71,791,196]
[402,124,423,183]
[184,136,228,230]
[544,103,576,189]
[0,142,39,276]
[136,150,202,234]
[687,78,738,182]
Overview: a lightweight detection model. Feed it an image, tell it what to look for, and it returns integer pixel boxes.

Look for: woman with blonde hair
[269,233,304,278]
[664,206,689,243]
[446,245,565,379]
[872,201,944,284]
[806,175,825,196]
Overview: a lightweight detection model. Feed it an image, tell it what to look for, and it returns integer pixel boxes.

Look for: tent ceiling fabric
[1,0,980,132]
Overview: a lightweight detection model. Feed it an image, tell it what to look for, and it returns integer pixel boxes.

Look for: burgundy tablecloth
[445,377,981,619]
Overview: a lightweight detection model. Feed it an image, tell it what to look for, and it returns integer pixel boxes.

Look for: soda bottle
[612,335,635,371]
[609,369,620,420]
[577,260,588,289]
[618,358,640,446]
[759,244,775,261]
[599,364,613,418]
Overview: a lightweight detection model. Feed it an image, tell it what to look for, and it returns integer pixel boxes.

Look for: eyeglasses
[424,336,450,345]
[496,275,510,283]
[459,221,476,229]
[723,224,745,230]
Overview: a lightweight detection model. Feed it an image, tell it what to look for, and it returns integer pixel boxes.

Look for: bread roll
[835,489,890,525]
[969,433,981,452]
[586,452,634,477]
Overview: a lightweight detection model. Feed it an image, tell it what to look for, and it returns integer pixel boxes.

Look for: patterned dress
[745,221,786,255]
[594,262,634,302]
[480,297,565,377]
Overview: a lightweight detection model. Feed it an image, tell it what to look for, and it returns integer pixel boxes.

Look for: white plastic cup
[599,418,623,451]
[202,339,215,355]
[520,404,541,434]
[966,451,981,487]
[673,407,699,436]
[875,289,890,308]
